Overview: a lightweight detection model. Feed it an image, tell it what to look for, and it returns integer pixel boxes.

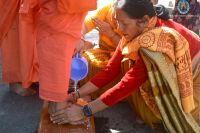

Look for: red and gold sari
[121,17,200,132]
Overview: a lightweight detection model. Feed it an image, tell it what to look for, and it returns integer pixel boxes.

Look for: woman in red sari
[50,0,200,132]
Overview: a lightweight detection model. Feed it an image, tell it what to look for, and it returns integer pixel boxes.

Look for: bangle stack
[71,90,81,101]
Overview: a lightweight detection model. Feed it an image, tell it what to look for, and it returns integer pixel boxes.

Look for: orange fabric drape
[0,0,20,46]
[1,0,96,102]
[57,0,97,14]
[1,0,39,88]
[37,0,90,102]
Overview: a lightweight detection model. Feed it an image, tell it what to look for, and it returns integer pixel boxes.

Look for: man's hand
[92,18,115,37]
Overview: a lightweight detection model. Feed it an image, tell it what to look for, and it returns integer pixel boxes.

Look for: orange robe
[37,0,95,102]
[85,2,121,50]
[80,2,122,98]
[0,0,20,45]
[0,0,38,88]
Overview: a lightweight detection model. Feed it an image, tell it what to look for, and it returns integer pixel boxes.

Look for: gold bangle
[76,90,81,99]
[70,90,81,102]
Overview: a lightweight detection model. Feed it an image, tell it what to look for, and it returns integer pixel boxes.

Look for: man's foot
[9,83,36,96]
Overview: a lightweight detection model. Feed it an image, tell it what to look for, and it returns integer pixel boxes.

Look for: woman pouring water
[50,0,200,132]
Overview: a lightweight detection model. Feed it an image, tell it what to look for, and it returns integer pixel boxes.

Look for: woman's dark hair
[154,4,170,20]
[114,0,170,20]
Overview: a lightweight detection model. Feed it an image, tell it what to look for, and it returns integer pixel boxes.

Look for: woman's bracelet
[76,90,81,99]
[70,90,81,101]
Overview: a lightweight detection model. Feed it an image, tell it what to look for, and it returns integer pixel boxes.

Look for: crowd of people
[0,0,199,132]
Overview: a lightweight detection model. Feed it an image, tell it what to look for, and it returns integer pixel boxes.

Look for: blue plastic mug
[70,53,88,81]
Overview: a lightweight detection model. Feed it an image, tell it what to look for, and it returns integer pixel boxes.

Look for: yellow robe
[81,3,122,98]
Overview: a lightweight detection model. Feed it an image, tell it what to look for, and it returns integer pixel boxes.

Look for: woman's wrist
[87,98,108,114]
[82,98,107,117]
[78,81,99,98]
[68,90,81,102]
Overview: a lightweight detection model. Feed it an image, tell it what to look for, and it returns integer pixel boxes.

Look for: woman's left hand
[92,18,115,37]
[50,103,85,125]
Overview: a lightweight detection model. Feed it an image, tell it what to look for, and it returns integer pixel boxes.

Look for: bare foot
[9,83,36,96]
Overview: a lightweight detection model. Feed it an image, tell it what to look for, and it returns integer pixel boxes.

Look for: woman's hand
[92,18,115,37]
[50,103,86,125]
[75,40,94,54]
